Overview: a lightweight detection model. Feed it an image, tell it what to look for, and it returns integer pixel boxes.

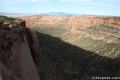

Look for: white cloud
[59,0,91,2]
[31,0,91,3]
[0,0,29,5]
[31,0,48,3]
[0,0,25,3]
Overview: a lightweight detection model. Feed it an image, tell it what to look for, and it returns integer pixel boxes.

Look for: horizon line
[0,12,120,17]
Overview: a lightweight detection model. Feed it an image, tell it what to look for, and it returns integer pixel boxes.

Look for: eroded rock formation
[21,16,120,31]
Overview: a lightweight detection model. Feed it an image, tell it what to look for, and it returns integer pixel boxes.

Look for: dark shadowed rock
[0,16,40,80]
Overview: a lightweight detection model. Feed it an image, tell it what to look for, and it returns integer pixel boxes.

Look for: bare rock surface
[0,18,40,80]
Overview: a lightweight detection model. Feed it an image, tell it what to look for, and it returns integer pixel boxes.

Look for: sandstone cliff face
[21,16,120,31]
[0,18,40,80]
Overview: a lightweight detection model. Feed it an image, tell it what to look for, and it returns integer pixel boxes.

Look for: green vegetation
[33,24,120,79]
[34,24,68,36]
[89,24,120,36]
[35,32,120,80]
[0,15,19,27]
[0,15,15,24]
[34,24,120,58]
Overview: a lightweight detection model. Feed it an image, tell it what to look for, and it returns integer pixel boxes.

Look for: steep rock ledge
[0,18,40,80]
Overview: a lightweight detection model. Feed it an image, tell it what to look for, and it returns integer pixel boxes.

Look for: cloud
[0,0,29,5]
[31,0,48,3]
[31,0,91,3]
[59,0,91,2]
[0,0,25,3]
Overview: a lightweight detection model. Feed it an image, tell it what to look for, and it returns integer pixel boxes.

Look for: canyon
[20,15,120,80]
[0,15,120,80]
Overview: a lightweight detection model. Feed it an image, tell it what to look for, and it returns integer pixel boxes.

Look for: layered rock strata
[21,16,120,31]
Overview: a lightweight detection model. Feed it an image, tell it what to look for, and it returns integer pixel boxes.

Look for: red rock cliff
[20,16,120,31]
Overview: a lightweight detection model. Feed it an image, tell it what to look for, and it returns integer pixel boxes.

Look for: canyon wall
[21,16,120,31]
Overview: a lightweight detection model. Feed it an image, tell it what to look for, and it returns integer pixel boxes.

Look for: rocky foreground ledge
[0,16,40,80]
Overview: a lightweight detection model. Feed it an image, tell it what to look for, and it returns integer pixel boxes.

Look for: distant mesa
[0,12,31,17]
[1,12,120,17]
[0,12,92,17]
[39,12,80,16]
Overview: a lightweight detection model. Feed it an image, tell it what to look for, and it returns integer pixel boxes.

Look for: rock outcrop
[0,17,40,80]
[21,16,120,31]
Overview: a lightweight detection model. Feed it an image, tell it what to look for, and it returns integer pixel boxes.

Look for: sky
[0,0,120,16]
